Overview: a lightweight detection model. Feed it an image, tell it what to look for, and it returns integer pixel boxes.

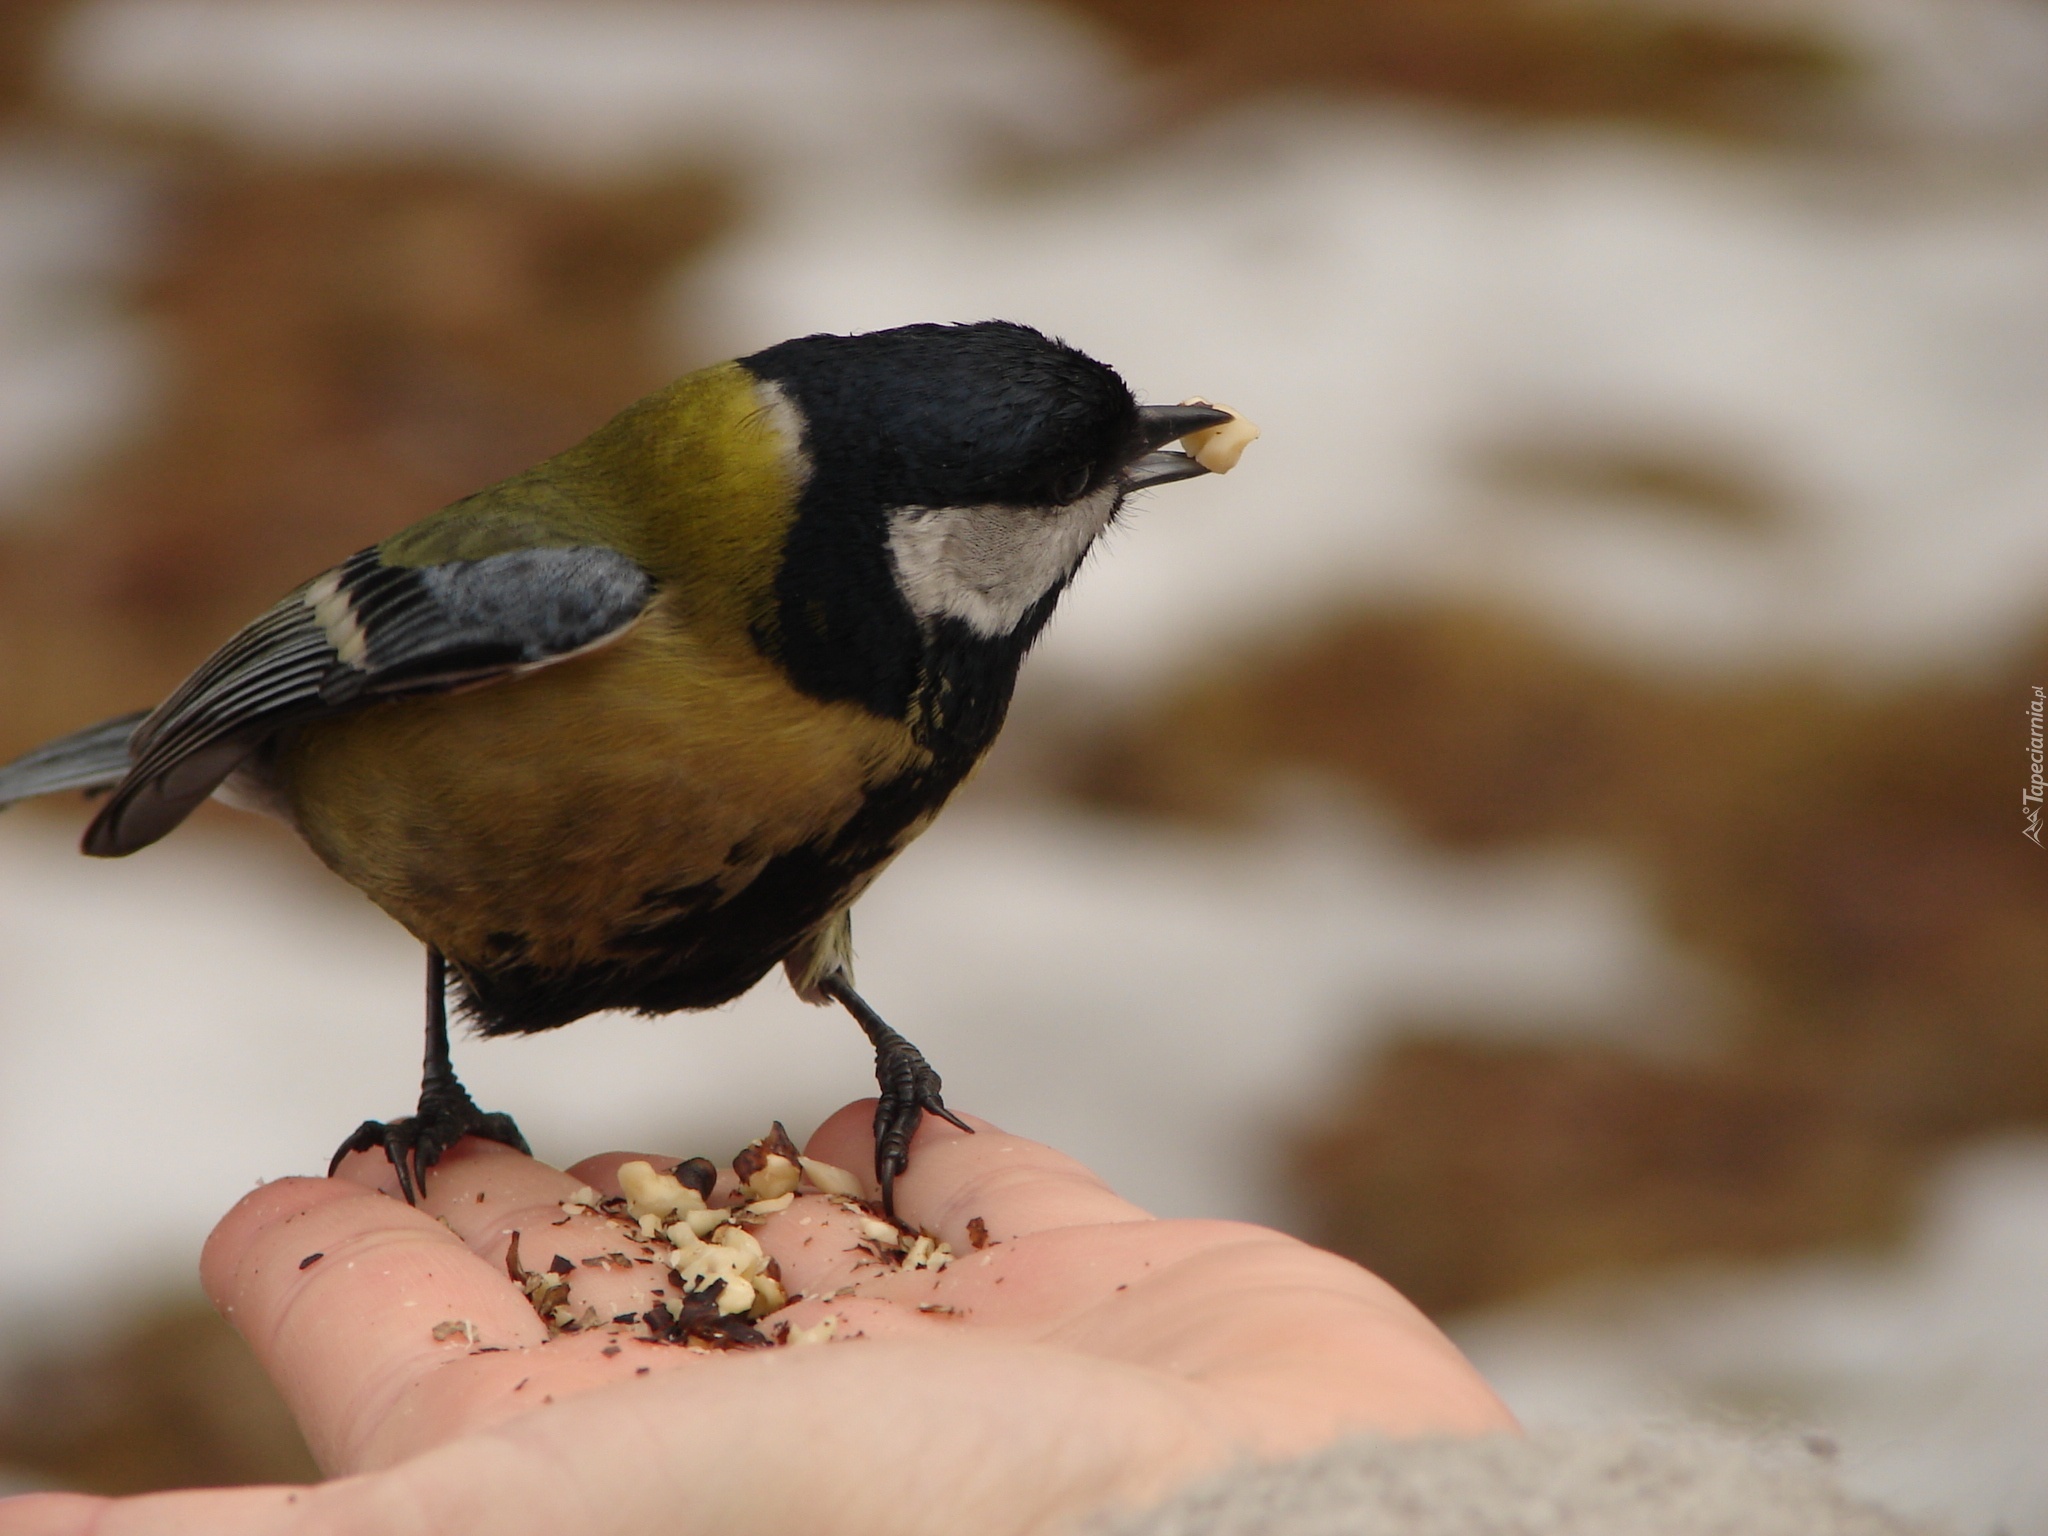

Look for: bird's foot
[328,1082,529,1205]
[872,1033,972,1221]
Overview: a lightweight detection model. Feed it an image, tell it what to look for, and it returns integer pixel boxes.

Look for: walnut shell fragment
[672,1157,718,1201]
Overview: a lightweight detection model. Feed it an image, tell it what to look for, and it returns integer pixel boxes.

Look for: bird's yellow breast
[279,597,928,976]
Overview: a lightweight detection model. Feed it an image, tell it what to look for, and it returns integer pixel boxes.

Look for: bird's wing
[84,543,654,856]
[0,709,151,808]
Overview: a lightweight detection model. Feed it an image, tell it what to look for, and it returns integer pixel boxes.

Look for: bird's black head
[745,319,1140,511]
[740,321,1228,758]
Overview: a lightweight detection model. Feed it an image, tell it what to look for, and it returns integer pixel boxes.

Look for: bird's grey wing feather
[85,544,653,856]
[0,709,151,808]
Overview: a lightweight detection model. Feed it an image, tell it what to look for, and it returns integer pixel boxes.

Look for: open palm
[2,1103,1513,1536]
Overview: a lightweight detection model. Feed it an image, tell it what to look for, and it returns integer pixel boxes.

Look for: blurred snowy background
[1,0,2046,1527]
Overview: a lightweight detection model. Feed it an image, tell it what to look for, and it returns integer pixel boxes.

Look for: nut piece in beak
[1177,398,1260,474]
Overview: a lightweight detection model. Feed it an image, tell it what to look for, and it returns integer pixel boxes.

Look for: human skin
[0,1103,1516,1536]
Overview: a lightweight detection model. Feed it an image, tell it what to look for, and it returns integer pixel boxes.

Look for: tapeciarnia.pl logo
[2027,685,2045,847]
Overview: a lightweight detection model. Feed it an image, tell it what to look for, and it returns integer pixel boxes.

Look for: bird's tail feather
[0,710,148,809]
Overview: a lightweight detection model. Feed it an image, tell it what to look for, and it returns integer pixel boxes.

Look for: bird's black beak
[1123,403,1236,490]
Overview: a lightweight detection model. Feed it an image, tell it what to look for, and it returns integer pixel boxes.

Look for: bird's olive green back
[376,361,800,649]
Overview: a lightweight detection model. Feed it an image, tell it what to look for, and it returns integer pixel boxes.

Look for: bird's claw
[328,1088,529,1205]
[872,1051,972,1220]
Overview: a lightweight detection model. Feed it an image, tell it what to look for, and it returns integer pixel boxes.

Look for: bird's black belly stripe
[455,760,958,1034]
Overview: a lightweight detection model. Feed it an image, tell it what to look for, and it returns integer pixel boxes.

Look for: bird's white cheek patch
[885,487,1115,639]
[750,377,814,493]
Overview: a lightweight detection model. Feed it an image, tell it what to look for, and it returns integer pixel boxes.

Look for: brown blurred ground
[1295,1036,1913,1315]
[0,0,69,124]
[0,1302,315,1494]
[1074,0,1844,134]
[1070,603,2048,1314]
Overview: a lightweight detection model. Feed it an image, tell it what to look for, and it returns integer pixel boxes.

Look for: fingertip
[802,1099,1000,1185]
[329,1135,539,1205]
[330,1143,407,1199]
[201,1176,362,1306]
[801,1099,877,1166]
[800,1100,1147,1244]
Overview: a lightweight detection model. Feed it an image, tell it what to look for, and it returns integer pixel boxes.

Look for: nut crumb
[799,1156,864,1198]
[902,1234,952,1271]
[856,1214,902,1247]
[783,1316,837,1347]
[673,1206,731,1240]
[734,1123,803,1200]
[618,1160,707,1221]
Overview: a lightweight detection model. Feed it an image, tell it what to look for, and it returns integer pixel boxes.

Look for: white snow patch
[0,145,156,519]
[1457,1138,2048,1535]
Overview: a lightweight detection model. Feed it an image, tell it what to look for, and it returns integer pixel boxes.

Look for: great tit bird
[0,320,1246,1212]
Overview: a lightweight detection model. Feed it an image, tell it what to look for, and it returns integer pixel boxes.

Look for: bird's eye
[1052,464,1093,503]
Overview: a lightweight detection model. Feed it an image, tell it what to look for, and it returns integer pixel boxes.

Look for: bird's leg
[329,948,530,1204]
[819,973,971,1219]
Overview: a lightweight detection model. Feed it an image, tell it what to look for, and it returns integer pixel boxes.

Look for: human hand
[0,1103,1514,1536]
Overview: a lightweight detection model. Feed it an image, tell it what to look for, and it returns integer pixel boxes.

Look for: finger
[335,1134,577,1250]
[201,1175,546,1474]
[0,1492,99,1536]
[743,1186,911,1305]
[360,1140,683,1330]
[327,1143,736,1426]
[803,1101,1152,1249]
[0,1487,305,1536]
